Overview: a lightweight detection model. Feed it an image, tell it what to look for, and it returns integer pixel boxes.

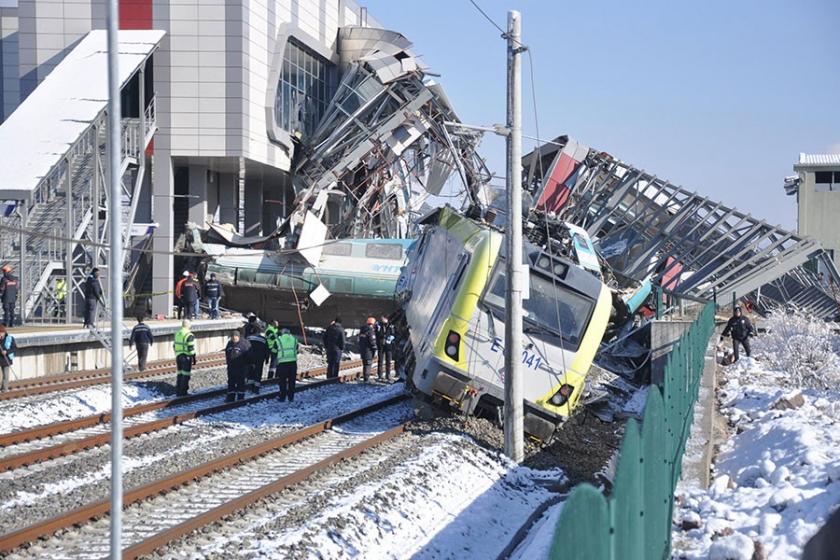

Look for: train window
[322,242,353,256]
[254,272,276,285]
[333,277,352,292]
[483,267,595,350]
[365,243,403,260]
[238,269,256,283]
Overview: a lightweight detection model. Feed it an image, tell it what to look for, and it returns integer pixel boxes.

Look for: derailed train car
[206,238,413,328]
[396,206,612,440]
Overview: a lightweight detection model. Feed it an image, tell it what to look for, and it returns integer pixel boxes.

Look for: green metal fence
[550,303,715,560]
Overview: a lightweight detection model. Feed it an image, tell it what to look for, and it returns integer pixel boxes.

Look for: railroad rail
[0,353,228,401]
[0,394,410,557]
[0,360,366,471]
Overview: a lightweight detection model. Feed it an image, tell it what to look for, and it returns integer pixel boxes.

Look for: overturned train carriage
[207,238,413,328]
[397,207,612,440]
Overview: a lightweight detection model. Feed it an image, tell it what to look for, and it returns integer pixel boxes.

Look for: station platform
[7,317,245,381]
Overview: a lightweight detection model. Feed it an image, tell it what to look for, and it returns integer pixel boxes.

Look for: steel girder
[524,137,840,319]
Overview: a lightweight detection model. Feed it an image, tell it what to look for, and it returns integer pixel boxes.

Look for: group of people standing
[224,315,299,402]
[175,271,223,320]
[324,315,398,383]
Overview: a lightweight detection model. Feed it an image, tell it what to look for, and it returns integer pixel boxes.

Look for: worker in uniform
[375,315,396,381]
[190,272,201,319]
[224,330,251,402]
[204,273,223,319]
[243,313,259,337]
[323,317,345,379]
[0,265,19,327]
[0,325,17,391]
[173,319,197,396]
[720,305,756,363]
[276,327,299,402]
[181,274,200,320]
[174,271,189,319]
[54,277,67,317]
[265,319,280,379]
[246,327,269,394]
[129,316,153,371]
[359,316,378,383]
[83,268,104,328]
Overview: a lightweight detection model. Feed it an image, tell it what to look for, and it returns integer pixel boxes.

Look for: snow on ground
[0,382,406,509]
[208,432,565,559]
[0,382,169,433]
[509,501,564,560]
[672,313,840,560]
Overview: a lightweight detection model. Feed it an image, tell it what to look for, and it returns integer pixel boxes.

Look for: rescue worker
[720,305,756,362]
[0,325,17,391]
[173,319,196,396]
[174,271,189,319]
[190,272,201,319]
[265,319,280,379]
[83,268,104,328]
[246,326,269,394]
[323,317,345,379]
[375,315,396,381]
[54,277,67,317]
[359,316,378,383]
[129,316,153,371]
[276,327,299,402]
[0,265,19,327]
[243,313,259,337]
[181,273,200,320]
[224,330,251,402]
[204,273,223,319]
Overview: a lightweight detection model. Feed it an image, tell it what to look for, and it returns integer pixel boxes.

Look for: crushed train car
[396,206,614,440]
[202,238,412,328]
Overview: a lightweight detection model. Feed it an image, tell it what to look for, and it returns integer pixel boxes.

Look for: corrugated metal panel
[796,153,840,168]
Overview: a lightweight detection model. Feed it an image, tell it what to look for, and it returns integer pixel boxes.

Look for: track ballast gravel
[0,379,403,535]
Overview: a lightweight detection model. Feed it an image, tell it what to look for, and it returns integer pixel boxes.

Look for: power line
[467,0,506,36]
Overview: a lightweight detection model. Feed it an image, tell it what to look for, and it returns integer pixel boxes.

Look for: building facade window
[814,171,840,192]
[275,38,337,138]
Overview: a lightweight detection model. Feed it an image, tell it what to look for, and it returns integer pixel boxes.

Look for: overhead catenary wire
[466,0,570,386]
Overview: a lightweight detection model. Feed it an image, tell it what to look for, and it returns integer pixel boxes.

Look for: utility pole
[105,0,123,556]
[504,9,524,463]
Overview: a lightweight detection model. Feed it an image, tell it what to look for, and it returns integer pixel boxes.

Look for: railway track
[0,394,410,558]
[0,360,365,471]
[0,353,228,401]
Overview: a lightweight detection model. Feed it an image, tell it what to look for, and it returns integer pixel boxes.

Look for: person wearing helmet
[358,316,378,383]
[180,273,200,320]
[0,265,19,327]
[720,305,756,362]
[243,313,259,337]
[173,319,196,396]
[174,271,190,319]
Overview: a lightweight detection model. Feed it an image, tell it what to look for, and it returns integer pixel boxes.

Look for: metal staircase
[9,96,157,328]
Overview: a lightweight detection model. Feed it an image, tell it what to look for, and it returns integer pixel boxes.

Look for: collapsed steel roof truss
[526,140,840,318]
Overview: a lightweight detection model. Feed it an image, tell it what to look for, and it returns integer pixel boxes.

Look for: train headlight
[444,330,461,361]
[549,383,575,406]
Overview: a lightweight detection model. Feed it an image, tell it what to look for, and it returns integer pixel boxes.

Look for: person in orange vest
[174,271,190,319]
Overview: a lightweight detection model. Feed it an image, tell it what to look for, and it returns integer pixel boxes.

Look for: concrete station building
[0,0,382,320]
[788,154,840,274]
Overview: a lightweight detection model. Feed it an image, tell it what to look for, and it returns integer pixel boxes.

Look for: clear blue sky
[363,0,840,229]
